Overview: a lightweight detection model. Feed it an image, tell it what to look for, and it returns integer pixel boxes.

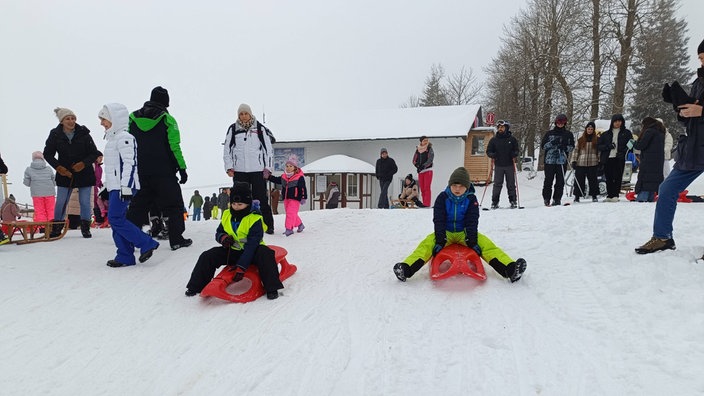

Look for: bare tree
[608,0,642,114]
[445,66,482,105]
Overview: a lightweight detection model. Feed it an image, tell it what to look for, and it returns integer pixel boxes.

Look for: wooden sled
[1,220,69,245]
[429,244,487,281]
[390,199,417,209]
[200,245,297,303]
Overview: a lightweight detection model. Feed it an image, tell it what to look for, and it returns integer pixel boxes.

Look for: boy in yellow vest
[185,182,283,299]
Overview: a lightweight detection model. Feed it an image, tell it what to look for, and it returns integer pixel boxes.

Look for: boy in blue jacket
[185,182,284,299]
[393,167,527,282]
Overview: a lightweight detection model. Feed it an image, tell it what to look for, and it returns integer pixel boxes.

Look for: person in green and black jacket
[126,86,192,250]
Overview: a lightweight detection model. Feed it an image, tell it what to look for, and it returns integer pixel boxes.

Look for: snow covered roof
[301,154,375,174]
[267,105,482,142]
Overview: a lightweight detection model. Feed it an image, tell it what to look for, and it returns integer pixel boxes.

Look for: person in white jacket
[99,103,159,268]
[223,103,275,234]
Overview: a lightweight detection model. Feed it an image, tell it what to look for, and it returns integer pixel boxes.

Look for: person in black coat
[375,147,398,208]
[43,107,101,238]
[0,153,7,174]
[597,113,633,202]
[633,117,665,202]
[486,120,519,209]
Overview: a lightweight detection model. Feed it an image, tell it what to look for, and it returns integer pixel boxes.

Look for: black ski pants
[604,157,625,198]
[574,165,599,199]
[491,165,516,204]
[542,163,566,202]
[126,175,187,247]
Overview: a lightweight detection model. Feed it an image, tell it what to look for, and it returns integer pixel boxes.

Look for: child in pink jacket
[265,157,307,236]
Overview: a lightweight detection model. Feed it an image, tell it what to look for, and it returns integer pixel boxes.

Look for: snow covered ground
[2,172,704,395]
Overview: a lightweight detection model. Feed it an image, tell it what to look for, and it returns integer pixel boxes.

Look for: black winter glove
[178,169,188,184]
[220,235,234,249]
[571,161,577,169]
[433,244,444,256]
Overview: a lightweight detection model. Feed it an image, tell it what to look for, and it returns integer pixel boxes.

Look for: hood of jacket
[30,158,47,169]
[609,114,626,130]
[102,103,130,139]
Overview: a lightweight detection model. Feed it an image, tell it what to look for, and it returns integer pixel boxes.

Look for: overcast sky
[1,0,702,203]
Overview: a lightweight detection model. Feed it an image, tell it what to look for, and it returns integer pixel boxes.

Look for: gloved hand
[432,244,444,256]
[300,198,307,205]
[220,235,234,249]
[263,168,271,179]
[120,186,132,201]
[232,267,245,282]
[56,165,72,177]
[226,169,235,177]
[471,244,482,256]
[571,161,577,169]
[71,162,85,172]
[178,169,188,184]
[626,139,635,150]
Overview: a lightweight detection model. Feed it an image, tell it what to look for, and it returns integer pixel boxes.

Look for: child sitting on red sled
[393,167,527,282]
[185,182,284,299]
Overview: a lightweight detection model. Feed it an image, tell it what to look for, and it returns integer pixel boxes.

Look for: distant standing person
[23,151,56,224]
[202,196,212,220]
[412,135,434,206]
[375,147,398,208]
[597,113,633,202]
[223,103,276,234]
[486,120,519,209]
[126,86,192,250]
[636,39,704,254]
[632,117,665,202]
[540,114,575,206]
[217,188,230,219]
[189,190,203,221]
[99,103,159,267]
[570,121,600,203]
[43,107,101,238]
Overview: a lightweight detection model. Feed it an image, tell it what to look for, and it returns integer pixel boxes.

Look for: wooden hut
[464,127,496,185]
[301,154,376,210]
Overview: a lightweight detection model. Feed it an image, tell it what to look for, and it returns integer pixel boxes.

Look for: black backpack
[228,121,276,153]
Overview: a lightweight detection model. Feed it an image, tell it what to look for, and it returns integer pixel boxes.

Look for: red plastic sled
[429,244,486,281]
[200,245,297,303]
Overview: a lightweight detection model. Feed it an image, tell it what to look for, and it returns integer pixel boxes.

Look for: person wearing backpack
[223,103,276,234]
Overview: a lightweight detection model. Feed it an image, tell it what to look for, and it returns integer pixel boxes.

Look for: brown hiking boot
[635,237,676,254]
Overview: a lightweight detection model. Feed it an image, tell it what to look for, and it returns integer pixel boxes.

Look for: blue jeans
[653,167,704,239]
[192,207,201,221]
[54,186,93,220]
[378,180,391,208]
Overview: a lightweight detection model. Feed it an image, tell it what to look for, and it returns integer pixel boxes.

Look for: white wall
[275,136,467,208]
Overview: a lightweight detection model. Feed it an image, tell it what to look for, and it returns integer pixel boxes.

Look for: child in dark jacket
[265,157,307,236]
[185,182,284,299]
[393,167,527,282]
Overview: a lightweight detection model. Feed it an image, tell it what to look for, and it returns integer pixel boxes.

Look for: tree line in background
[404,0,691,163]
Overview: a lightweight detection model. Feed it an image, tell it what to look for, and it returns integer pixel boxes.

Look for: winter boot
[592,197,599,202]
[552,199,561,206]
[185,289,198,297]
[139,243,159,263]
[491,202,499,209]
[510,201,517,209]
[170,238,193,251]
[297,223,305,233]
[49,220,65,238]
[149,216,163,238]
[393,263,409,281]
[107,259,134,268]
[284,229,294,237]
[0,230,8,245]
[266,291,279,300]
[509,258,527,283]
[573,196,580,203]
[80,220,92,238]
[635,237,676,254]
[544,200,551,207]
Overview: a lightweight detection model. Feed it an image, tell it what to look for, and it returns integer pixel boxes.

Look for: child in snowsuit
[398,173,425,207]
[185,182,284,299]
[23,151,56,224]
[99,103,160,267]
[265,157,307,236]
[393,167,527,282]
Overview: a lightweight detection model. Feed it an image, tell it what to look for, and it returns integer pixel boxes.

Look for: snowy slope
[1,173,704,395]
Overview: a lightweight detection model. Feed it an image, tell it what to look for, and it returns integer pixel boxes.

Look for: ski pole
[513,160,525,209]
[479,159,494,208]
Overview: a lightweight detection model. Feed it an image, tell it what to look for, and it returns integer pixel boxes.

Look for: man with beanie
[636,39,704,255]
[375,147,398,208]
[126,86,192,250]
[540,114,575,206]
[185,181,284,299]
[223,103,276,234]
[43,107,101,238]
[392,167,527,283]
[486,120,519,209]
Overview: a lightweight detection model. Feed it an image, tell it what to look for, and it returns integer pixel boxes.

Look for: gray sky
[1,0,702,203]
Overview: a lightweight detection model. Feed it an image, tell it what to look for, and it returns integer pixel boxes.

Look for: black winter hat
[698,38,704,54]
[555,114,568,123]
[150,86,170,107]
[230,181,252,205]
[448,167,471,189]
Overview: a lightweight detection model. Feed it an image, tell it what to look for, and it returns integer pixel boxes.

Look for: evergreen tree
[629,0,690,137]
[419,64,449,106]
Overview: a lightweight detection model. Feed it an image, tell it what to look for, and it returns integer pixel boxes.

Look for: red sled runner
[429,244,487,281]
[200,245,297,303]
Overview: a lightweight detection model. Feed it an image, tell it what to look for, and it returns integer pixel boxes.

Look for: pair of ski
[482,205,525,211]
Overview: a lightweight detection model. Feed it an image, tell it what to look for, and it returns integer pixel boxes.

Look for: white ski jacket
[100,103,140,192]
[223,118,273,173]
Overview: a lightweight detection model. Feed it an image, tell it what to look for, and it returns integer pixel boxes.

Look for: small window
[347,175,358,197]
[471,136,486,155]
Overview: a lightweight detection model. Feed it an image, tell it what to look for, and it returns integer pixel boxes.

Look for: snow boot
[635,237,676,254]
[573,196,580,203]
[49,220,65,238]
[544,200,551,207]
[491,202,499,209]
[170,238,193,251]
[284,229,294,237]
[107,259,134,268]
[266,291,279,300]
[552,199,561,206]
[185,289,198,297]
[297,223,305,233]
[592,197,598,202]
[80,220,92,238]
[393,262,409,281]
[510,201,517,209]
[139,243,159,263]
[0,230,8,245]
[509,258,527,283]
